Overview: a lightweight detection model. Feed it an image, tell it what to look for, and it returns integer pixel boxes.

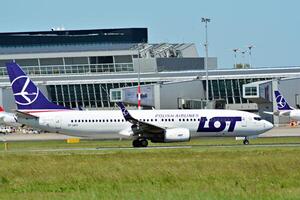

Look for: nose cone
[263,120,274,132]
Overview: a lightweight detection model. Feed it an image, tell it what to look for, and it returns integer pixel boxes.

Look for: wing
[116,102,165,135]
[264,110,291,116]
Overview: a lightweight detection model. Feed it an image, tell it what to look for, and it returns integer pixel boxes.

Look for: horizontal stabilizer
[16,110,39,119]
[263,111,280,116]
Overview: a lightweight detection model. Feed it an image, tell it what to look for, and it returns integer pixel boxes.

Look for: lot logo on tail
[274,90,292,110]
[12,75,39,106]
[276,95,287,109]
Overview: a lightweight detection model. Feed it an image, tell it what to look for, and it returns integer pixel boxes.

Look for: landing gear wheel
[243,139,249,145]
[132,139,140,147]
[132,138,148,148]
[140,139,148,147]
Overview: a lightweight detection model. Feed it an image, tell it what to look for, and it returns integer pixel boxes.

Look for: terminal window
[110,90,122,101]
[245,87,257,96]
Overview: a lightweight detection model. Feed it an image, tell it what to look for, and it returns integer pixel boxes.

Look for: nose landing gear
[243,137,249,145]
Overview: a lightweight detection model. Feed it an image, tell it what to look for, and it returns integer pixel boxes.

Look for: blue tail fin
[6,61,69,111]
[274,90,293,111]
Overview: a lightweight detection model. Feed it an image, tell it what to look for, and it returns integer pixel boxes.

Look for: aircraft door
[40,116,61,129]
[241,117,247,127]
[54,116,61,129]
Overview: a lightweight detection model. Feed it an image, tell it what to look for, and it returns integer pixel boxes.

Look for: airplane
[0,106,21,127]
[5,61,273,147]
[269,90,300,121]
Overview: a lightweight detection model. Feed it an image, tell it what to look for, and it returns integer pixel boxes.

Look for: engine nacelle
[164,128,191,142]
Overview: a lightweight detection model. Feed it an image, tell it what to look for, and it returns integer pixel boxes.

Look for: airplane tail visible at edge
[274,90,293,111]
[5,61,70,112]
[0,106,4,112]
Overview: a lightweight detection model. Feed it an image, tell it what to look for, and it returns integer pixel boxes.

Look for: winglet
[116,102,134,121]
[274,90,293,111]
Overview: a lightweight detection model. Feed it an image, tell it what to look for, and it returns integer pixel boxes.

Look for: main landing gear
[132,138,148,148]
[243,137,250,145]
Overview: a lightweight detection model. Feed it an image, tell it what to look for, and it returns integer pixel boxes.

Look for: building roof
[0,28,148,47]
[197,66,300,79]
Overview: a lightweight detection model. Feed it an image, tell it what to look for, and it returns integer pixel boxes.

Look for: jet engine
[163,128,191,142]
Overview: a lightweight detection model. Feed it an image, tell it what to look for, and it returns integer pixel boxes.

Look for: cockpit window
[254,117,262,121]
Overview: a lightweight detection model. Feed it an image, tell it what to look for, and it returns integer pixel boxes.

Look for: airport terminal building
[0,27,300,124]
[0,28,216,110]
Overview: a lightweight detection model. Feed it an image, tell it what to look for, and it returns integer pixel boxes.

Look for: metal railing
[0,63,134,76]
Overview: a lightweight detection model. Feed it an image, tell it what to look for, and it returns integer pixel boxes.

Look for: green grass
[0,137,300,199]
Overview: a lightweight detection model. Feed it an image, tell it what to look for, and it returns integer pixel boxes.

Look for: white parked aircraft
[6,62,273,147]
[268,90,300,121]
[0,106,20,127]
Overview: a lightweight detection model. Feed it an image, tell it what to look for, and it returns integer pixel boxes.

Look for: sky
[0,0,299,68]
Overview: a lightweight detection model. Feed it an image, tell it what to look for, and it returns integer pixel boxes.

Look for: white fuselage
[18,109,273,139]
[287,110,300,121]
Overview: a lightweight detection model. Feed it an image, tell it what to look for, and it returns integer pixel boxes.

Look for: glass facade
[46,82,153,109]
[205,78,270,104]
[244,86,258,96]
[110,90,122,102]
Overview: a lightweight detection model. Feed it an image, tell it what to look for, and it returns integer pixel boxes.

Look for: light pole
[137,46,141,110]
[247,45,255,68]
[233,48,239,68]
[241,50,247,68]
[201,17,211,107]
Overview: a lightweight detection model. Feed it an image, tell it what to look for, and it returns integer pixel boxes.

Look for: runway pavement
[260,126,300,137]
[2,142,300,154]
